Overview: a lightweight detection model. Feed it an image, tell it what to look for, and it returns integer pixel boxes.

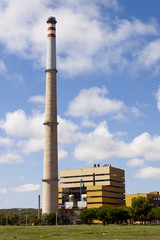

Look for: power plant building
[126,192,160,208]
[58,164,125,209]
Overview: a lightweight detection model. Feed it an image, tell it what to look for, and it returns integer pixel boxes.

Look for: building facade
[126,192,160,207]
[58,164,125,209]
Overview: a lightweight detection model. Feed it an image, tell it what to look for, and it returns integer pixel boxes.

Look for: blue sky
[0,0,160,209]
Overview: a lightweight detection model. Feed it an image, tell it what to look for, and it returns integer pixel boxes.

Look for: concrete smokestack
[42,17,58,214]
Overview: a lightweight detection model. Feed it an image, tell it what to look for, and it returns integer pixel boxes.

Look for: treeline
[0,212,59,226]
[0,208,39,226]
[0,208,59,226]
[79,197,160,225]
[0,197,160,225]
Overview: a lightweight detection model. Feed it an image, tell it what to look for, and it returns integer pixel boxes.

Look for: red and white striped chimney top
[47,17,56,38]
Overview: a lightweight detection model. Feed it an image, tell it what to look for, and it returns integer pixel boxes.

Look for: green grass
[0,225,160,240]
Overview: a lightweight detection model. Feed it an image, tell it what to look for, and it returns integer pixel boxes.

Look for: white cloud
[0,108,82,156]
[74,122,160,162]
[0,110,44,138]
[81,119,97,128]
[0,60,7,74]
[130,133,160,161]
[98,0,120,10]
[135,167,160,179]
[60,0,120,12]
[0,109,45,155]
[66,87,126,118]
[12,184,40,193]
[29,95,45,104]
[156,86,160,111]
[0,187,7,194]
[57,9,159,76]
[127,158,145,168]
[0,0,46,56]
[0,109,81,155]
[114,131,127,138]
[17,138,44,154]
[135,39,160,74]
[131,107,142,118]
[0,137,13,147]
[0,94,159,165]
[66,86,142,120]
[14,74,24,84]
[58,116,80,144]
[0,153,23,164]
[74,121,120,161]
[112,112,126,120]
[0,1,158,76]
[106,18,158,45]
[58,149,68,159]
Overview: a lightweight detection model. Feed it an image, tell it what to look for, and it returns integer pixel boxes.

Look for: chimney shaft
[42,17,58,214]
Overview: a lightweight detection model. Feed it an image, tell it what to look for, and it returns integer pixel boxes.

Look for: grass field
[0,225,160,240]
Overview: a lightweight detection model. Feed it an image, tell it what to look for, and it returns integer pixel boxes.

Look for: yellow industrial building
[126,192,160,207]
[58,164,125,209]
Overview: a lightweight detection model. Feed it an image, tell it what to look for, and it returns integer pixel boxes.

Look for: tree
[97,205,112,225]
[35,217,42,225]
[8,213,19,225]
[111,207,131,224]
[152,207,160,222]
[131,196,154,224]
[0,214,6,225]
[45,213,59,225]
[79,208,97,225]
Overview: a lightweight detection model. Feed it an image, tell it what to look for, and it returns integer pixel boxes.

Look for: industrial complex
[58,164,125,209]
[58,164,160,211]
[42,17,160,216]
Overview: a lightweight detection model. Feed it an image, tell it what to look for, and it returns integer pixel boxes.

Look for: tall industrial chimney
[42,17,58,214]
